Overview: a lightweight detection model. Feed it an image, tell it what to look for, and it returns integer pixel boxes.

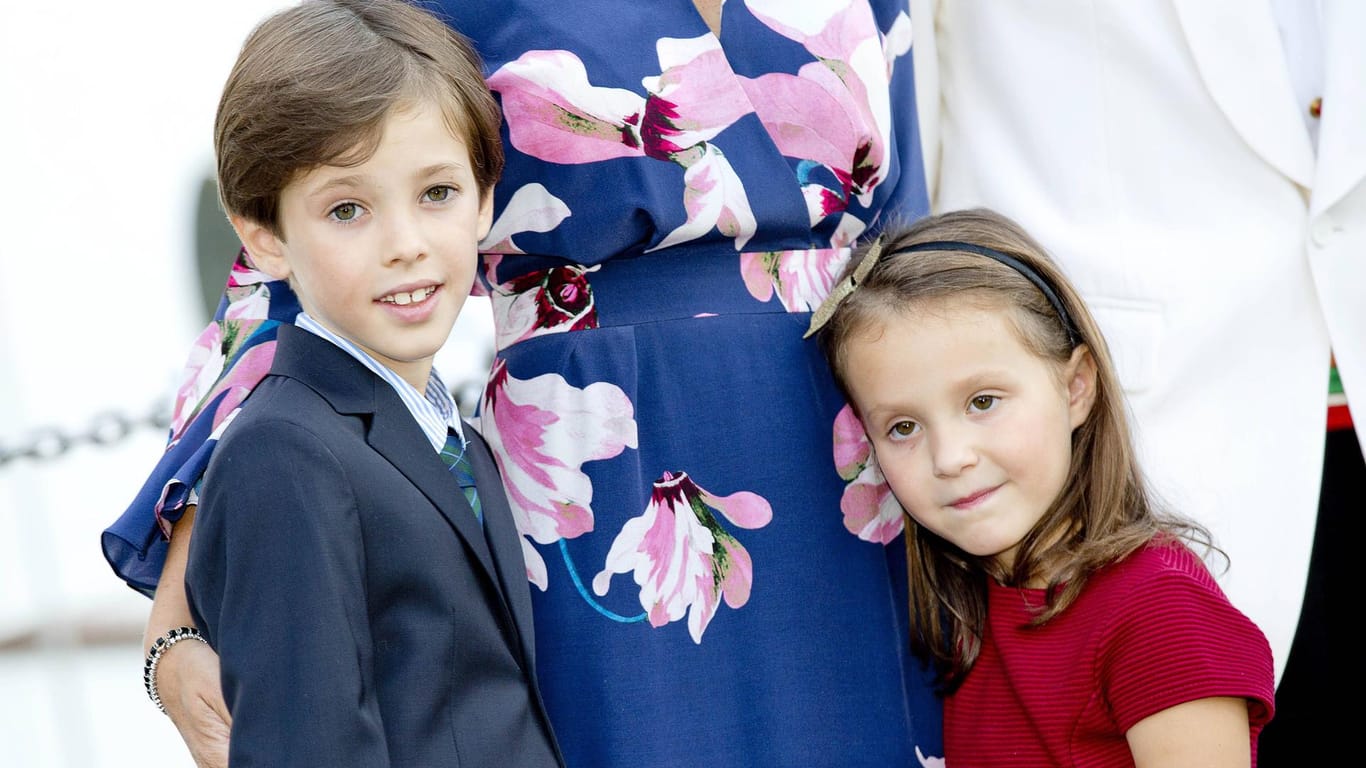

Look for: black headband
[805,238,1081,348]
[904,240,1080,347]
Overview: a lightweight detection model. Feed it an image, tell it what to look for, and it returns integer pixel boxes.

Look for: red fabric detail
[943,540,1275,766]
[1327,403,1353,432]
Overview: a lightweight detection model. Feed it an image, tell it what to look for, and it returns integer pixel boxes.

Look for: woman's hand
[144,505,231,768]
[156,638,231,768]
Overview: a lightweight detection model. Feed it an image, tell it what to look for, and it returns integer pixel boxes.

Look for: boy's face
[236,100,493,392]
[841,300,1095,577]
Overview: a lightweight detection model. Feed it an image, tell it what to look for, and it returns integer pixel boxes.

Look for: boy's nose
[383,212,426,264]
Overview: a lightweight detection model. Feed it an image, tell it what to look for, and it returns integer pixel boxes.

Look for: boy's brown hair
[214,0,503,235]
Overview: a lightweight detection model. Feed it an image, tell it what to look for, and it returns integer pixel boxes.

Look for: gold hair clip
[803,236,884,338]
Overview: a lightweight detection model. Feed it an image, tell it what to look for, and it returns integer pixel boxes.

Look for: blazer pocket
[1084,296,1162,395]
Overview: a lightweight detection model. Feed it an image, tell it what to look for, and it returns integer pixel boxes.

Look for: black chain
[0,374,484,470]
[0,400,172,468]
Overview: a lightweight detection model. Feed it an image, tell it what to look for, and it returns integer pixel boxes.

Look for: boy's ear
[1066,344,1099,429]
[476,190,494,242]
[229,215,290,281]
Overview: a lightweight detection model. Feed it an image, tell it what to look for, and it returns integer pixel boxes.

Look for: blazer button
[1310,215,1340,247]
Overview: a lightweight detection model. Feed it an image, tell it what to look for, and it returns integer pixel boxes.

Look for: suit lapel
[365,409,498,579]
[1172,0,1315,188]
[462,424,538,664]
[1313,0,1366,214]
[272,325,501,585]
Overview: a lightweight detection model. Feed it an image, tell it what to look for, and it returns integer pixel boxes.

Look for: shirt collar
[294,312,464,451]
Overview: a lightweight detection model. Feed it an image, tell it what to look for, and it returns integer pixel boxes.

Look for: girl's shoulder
[1073,537,1239,647]
[1092,540,1276,733]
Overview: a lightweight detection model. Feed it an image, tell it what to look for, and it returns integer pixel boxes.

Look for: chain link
[1,372,485,470]
[0,400,172,468]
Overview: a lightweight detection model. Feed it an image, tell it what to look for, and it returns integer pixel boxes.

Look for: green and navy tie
[439,430,482,525]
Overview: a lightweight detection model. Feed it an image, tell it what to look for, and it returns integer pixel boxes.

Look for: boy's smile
[842,299,1095,577]
[236,99,493,391]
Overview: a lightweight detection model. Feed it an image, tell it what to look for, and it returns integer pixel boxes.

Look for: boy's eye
[425,185,453,202]
[330,203,359,221]
[969,395,998,412]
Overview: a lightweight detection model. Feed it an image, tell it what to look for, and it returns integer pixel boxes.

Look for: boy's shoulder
[210,327,371,461]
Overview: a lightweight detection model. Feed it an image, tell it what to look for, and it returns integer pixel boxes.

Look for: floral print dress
[102,1,944,765]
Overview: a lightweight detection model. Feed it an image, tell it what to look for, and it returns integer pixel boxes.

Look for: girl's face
[842,299,1096,576]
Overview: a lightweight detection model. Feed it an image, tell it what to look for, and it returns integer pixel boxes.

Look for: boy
[174,1,563,765]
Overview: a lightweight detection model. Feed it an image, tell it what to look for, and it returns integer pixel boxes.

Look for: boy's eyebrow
[416,162,467,178]
[307,163,470,198]
[307,174,367,198]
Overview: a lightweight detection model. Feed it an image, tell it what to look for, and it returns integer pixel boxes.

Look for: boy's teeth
[384,287,434,305]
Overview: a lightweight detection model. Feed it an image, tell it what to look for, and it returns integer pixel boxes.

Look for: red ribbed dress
[944,539,1275,766]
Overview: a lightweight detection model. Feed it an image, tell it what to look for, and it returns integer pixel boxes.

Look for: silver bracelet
[143,626,209,715]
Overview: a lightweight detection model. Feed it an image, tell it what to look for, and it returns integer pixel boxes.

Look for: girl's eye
[889,420,919,439]
[425,185,453,202]
[969,395,998,412]
[329,202,361,222]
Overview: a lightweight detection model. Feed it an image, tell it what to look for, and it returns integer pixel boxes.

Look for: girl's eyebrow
[957,369,1011,390]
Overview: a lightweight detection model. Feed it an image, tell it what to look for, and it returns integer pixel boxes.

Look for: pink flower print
[641,36,752,154]
[489,50,647,163]
[489,39,757,252]
[480,358,638,590]
[168,251,281,443]
[650,144,756,252]
[221,248,274,328]
[489,262,600,349]
[832,404,903,544]
[741,0,900,217]
[740,246,848,312]
[592,471,773,644]
[170,322,225,440]
[479,183,572,255]
[183,341,280,448]
[226,246,273,290]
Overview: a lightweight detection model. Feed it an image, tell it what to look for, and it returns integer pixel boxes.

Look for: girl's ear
[229,215,290,281]
[1065,344,1099,429]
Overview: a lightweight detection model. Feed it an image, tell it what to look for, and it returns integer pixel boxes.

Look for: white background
[0,3,495,765]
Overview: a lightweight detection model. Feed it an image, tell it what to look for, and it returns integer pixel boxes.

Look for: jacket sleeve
[186,416,390,767]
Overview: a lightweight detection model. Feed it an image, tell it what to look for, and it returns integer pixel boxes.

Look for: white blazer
[913,0,1366,683]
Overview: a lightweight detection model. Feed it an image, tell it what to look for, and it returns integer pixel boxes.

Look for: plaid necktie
[439,430,482,525]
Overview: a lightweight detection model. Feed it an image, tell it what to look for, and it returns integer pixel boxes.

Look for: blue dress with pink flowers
[103,1,944,765]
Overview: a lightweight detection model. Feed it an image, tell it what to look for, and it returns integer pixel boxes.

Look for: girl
[809,208,1275,766]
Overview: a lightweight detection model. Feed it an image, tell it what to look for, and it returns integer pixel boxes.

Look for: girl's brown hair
[214,0,503,236]
[817,208,1216,692]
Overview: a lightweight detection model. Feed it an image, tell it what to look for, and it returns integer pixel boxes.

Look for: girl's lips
[950,484,1000,510]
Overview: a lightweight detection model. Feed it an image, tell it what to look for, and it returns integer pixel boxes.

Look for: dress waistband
[485,246,849,351]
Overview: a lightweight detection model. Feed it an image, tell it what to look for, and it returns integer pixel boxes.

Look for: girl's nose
[929,425,977,478]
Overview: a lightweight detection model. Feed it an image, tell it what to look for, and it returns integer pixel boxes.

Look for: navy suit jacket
[185,324,563,767]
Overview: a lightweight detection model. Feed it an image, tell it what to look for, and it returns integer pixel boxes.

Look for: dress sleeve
[1098,545,1276,734]
[101,248,300,595]
[186,415,390,767]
